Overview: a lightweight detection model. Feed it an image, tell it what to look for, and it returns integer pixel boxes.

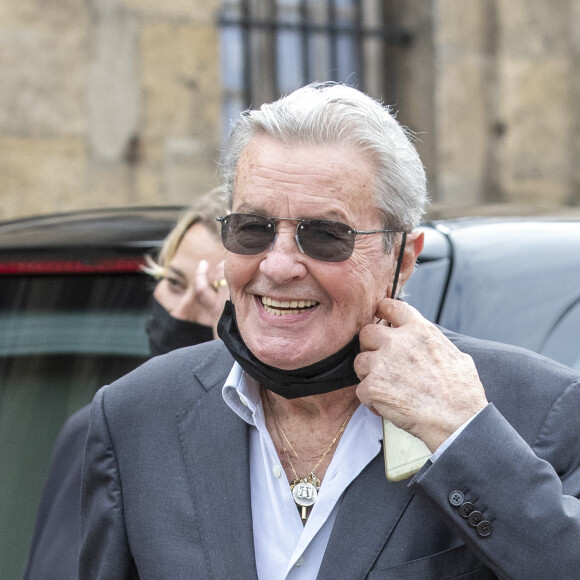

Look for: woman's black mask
[146,296,214,357]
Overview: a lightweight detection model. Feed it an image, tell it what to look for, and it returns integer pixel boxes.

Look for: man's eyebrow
[316,209,350,222]
[233,203,266,216]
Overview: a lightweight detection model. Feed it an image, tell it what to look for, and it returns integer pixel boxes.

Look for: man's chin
[248,341,325,370]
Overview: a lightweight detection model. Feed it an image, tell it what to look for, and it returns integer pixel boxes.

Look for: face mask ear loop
[376,231,407,326]
[390,231,407,301]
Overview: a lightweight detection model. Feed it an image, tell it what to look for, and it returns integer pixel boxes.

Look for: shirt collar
[222,362,262,426]
[222,362,383,441]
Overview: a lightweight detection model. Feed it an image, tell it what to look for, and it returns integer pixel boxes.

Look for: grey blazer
[80,332,580,579]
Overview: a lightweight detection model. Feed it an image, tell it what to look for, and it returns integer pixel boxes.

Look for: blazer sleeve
[79,386,136,580]
[410,380,580,580]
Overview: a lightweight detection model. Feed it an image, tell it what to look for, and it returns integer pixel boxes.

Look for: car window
[0,273,152,579]
[404,258,450,322]
[404,226,452,323]
[0,311,148,356]
[541,299,580,372]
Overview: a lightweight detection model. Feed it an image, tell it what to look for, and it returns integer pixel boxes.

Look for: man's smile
[261,295,319,316]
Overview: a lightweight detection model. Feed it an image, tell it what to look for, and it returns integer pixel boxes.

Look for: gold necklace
[265,393,356,520]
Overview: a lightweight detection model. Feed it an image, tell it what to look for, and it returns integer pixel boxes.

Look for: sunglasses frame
[217,213,402,262]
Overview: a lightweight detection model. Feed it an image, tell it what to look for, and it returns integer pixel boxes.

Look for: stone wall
[1,0,578,220]
[385,0,579,210]
[0,0,221,220]
[493,0,578,206]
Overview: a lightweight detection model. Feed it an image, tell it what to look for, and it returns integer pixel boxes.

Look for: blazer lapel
[176,348,258,580]
[317,451,415,579]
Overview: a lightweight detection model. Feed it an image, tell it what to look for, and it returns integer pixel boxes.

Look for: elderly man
[80,83,580,579]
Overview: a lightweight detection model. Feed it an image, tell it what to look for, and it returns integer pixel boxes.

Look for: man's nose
[259,225,307,282]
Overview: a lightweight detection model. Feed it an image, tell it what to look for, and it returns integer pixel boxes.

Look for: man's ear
[396,230,424,292]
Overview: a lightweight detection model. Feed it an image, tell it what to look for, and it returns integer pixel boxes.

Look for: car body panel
[0,208,181,579]
[406,218,580,370]
[403,225,451,322]
[0,207,182,250]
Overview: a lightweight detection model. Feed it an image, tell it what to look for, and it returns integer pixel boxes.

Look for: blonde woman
[144,188,228,354]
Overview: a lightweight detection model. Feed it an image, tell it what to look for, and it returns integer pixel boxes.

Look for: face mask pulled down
[217,300,360,399]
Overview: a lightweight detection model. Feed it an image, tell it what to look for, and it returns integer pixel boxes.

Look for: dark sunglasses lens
[298,220,354,262]
[222,214,275,255]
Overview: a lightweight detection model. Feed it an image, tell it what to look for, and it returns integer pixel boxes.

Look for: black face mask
[146,296,214,357]
[217,300,360,399]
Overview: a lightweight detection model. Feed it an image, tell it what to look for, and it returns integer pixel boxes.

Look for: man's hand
[355,298,488,452]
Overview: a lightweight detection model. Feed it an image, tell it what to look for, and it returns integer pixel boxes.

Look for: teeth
[261,296,318,315]
[262,297,317,308]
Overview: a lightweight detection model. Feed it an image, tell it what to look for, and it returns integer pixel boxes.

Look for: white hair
[219,82,429,252]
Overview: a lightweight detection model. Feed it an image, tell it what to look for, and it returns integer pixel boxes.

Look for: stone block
[0,0,86,27]
[161,137,220,204]
[0,137,86,220]
[87,0,141,162]
[0,18,88,136]
[140,22,221,141]
[436,174,486,207]
[435,56,489,204]
[124,0,219,24]
[82,135,161,207]
[497,0,570,56]
[496,58,571,204]
[434,0,490,54]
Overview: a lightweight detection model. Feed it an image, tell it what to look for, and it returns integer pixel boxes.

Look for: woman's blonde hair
[143,187,226,279]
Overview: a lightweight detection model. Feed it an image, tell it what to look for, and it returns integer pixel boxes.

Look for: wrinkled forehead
[232,135,380,222]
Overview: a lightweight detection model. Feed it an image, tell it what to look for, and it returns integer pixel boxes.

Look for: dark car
[0,207,182,579]
[1,208,579,578]
[405,217,580,372]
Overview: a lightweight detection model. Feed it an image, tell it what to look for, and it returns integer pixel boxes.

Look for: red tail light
[0,257,146,274]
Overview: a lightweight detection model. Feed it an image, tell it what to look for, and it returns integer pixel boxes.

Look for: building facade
[1,0,578,220]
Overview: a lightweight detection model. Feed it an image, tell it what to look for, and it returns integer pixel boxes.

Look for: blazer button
[468,510,483,527]
[477,520,493,537]
[449,491,464,507]
[459,502,475,518]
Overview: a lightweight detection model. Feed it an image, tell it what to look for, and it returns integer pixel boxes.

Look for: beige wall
[0,0,221,220]
[393,0,579,210]
[1,0,578,220]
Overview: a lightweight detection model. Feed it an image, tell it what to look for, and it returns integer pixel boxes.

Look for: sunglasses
[217,213,401,263]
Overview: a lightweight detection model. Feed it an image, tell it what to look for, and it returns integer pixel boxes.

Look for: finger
[209,261,225,292]
[195,260,223,309]
[353,349,371,380]
[355,382,384,417]
[374,298,421,328]
[361,401,381,417]
[358,322,393,352]
[195,260,212,291]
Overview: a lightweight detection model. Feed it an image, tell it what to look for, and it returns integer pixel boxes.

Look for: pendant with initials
[292,481,318,507]
[289,473,321,520]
